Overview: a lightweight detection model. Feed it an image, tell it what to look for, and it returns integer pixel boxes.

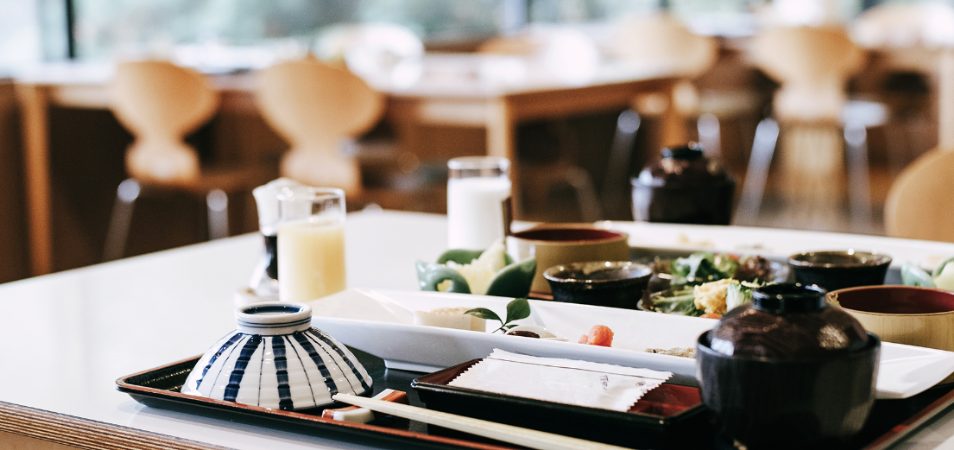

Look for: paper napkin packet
[448,349,673,412]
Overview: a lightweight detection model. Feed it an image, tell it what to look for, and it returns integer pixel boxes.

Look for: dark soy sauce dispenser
[249,178,300,298]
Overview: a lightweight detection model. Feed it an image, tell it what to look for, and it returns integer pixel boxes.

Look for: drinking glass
[277,186,347,302]
[446,156,512,250]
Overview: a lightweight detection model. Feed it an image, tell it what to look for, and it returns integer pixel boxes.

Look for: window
[71,0,508,61]
[0,0,65,72]
[528,0,658,22]
[12,0,894,67]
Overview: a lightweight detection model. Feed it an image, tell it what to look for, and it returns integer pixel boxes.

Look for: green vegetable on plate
[902,256,954,290]
[415,241,536,298]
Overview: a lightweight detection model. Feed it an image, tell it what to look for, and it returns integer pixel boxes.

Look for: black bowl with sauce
[543,261,652,309]
[788,250,892,291]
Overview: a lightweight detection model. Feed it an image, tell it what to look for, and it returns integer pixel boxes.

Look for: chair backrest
[256,58,384,192]
[608,14,717,79]
[885,149,954,242]
[750,26,865,122]
[111,60,218,183]
[607,14,717,118]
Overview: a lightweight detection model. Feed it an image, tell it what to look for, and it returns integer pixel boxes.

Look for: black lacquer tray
[413,359,709,448]
[118,348,954,449]
[117,349,505,450]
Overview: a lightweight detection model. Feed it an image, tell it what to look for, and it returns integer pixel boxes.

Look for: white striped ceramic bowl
[181,302,372,410]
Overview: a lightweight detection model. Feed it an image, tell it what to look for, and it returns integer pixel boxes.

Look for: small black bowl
[543,261,652,309]
[788,250,892,291]
[697,331,880,448]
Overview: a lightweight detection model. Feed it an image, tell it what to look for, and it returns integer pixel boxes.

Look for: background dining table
[11,56,682,277]
[3,209,954,448]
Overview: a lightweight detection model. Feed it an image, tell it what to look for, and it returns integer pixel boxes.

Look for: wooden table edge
[0,400,225,450]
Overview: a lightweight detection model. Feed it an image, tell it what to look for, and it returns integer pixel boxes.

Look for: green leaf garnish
[505,297,530,323]
[464,307,502,323]
[465,297,532,333]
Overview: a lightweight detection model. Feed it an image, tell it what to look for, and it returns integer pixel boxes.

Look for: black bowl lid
[634,142,732,187]
[752,283,827,314]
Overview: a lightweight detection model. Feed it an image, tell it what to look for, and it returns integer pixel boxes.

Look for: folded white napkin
[449,349,672,412]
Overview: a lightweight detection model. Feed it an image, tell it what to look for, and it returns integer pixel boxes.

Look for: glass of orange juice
[277,186,346,302]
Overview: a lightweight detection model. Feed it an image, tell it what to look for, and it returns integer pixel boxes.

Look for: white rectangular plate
[310,288,954,399]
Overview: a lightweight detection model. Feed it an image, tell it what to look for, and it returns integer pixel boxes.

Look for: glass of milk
[277,186,346,302]
[447,156,512,250]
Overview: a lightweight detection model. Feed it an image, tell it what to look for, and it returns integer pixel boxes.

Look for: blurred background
[0,0,950,282]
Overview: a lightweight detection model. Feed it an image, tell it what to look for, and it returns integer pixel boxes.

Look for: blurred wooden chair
[312,25,444,211]
[885,148,954,242]
[478,27,602,221]
[256,58,438,210]
[104,60,274,261]
[604,14,761,216]
[257,58,381,195]
[853,3,949,175]
[736,26,886,229]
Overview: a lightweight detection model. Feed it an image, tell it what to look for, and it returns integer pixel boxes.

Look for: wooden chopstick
[332,393,628,450]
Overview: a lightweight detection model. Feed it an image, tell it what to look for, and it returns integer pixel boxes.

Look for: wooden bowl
[507,225,629,294]
[828,285,954,352]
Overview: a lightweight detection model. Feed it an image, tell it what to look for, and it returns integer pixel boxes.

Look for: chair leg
[697,112,722,159]
[206,189,230,240]
[103,179,141,261]
[562,166,603,222]
[602,109,641,212]
[886,115,915,178]
[735,118,780,224]
[844,124,873,229]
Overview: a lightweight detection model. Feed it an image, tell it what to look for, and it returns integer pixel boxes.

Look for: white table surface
[3,209,954,449]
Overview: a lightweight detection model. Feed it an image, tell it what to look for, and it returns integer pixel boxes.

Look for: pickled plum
[578,325,614,347]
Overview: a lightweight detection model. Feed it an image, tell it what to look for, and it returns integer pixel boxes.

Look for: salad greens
[649,289,703,316]
[646,252,777,318]
[725,282,755,311]
[650,279,760,318]
[671,252,739,283]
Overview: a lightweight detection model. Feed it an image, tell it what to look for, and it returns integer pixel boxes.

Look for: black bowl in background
[630,143,736,225]
[543,261,652,309]
[788,250,892,291]
[696,331,880,449]
[631,181,735,225]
